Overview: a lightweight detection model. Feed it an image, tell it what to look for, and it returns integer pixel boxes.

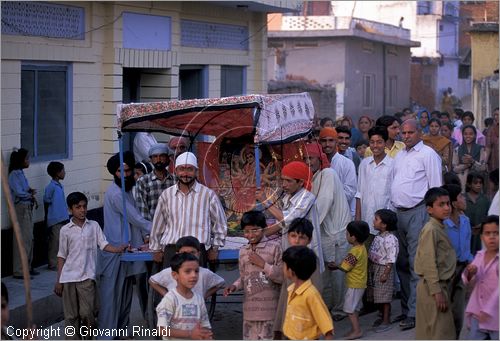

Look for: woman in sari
[452,124,488,190]
[422,118,452,172]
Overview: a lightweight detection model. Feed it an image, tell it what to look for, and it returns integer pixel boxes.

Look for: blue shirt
[8,169,32,204]
[101,183,152,276]
[43,179,69,226]
[444,215,473,263]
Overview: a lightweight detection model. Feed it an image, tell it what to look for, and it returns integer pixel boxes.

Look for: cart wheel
[208,292,217,321]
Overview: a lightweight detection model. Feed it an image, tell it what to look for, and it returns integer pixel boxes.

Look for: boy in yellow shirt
[329,221,370,339]
[282,246,334,340]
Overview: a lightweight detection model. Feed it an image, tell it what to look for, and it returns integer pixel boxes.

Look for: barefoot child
[328,221,370,339]
[273,218,321,339]
[462,215,499,340]
[414,187,456,339]
[54,192,126,339]
[224,210,283,340]
[156,253,212,340]
[282,246,334,340]
[368,209,399,332]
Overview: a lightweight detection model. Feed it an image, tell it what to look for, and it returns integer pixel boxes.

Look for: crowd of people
[3,104,499,340]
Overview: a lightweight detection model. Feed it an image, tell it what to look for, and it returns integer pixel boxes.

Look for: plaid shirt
[135,171,175,221]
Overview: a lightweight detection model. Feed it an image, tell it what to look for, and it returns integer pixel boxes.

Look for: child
[328,221,370,339]
[8,148,38,278]
[442,183,473,338]
[465,172,491,254]
[149,236,225,298]
[134,160,153,181]
[367,209,399,332]
[224,210,283,340]
[462,215,499,340]
[156,253,212,340]
[54,192,126,338]
[273,218,320,339]
[414,187,456,340]
[355,139,368,160]
[282,246,333,339]
[44,161,69,271]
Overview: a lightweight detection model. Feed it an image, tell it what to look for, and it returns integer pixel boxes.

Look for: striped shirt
[134,171,175,221]
[150,181,227,251]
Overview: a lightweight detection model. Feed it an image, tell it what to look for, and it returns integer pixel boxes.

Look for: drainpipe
[382,44,386,114]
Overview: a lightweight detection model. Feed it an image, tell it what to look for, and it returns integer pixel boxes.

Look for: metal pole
[1,157,33,328]
[118,132,129,244]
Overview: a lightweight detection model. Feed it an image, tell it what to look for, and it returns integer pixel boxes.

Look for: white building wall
[1,1,273,229]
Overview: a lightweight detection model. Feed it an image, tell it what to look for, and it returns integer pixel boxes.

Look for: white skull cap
[175,152,198,169]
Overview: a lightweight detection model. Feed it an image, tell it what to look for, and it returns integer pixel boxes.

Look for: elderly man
[135,143,175,222]
[390,119,442,330]
[319,127,358,217]
[303,142,352,319]
[97,152,152,338]
[150,152,227,267]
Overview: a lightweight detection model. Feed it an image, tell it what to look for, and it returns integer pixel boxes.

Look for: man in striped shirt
[150,152,228,267]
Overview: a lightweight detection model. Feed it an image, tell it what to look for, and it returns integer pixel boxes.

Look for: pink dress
[462,250,499,331]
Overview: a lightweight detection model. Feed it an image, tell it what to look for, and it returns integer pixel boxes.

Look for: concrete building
[469,22,499,127]
[330,1,461,112]
[267,14,419,121]
[0,1,294,274]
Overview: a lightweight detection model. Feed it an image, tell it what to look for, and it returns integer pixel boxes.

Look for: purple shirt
[462,250,499,331]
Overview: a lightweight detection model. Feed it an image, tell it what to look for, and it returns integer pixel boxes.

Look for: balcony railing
[280,16,411,40]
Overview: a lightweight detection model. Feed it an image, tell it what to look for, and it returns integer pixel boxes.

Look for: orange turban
[319,127,338,139]
[281,161,312,191]
[305,142,330,169]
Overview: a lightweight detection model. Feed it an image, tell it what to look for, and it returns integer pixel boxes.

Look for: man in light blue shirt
[97,152,152,338]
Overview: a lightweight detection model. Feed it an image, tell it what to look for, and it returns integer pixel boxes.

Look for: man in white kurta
[319,127,358,217]
[355,126,394,238]
[304,142,352,318]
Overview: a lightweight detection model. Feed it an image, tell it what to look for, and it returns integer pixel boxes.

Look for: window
[387,76,398,107]
[221,66,246,97]
[362,74,375,108]
[179,66,207,100]
[21,64,71,160]
[417,1,431,15]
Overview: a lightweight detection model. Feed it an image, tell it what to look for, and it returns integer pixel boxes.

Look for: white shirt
[311,168,352,262]
[133,132,157,162]
[150,267,225,298]
[355,155,394,234]
[368,232,399,265]
[281,187,325,272]
[58,219,109,283]
[330,152,357,216]
[156,288,211,339]
[150,181,227,251]
[488,191,499,216]
[391,141,443,208]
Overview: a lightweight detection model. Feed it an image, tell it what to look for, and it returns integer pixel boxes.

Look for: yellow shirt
[340,244,368,289]
[365,140,405,158]
[283,280,334,340]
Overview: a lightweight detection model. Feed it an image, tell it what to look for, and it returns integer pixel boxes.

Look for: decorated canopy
[117,92,315,144]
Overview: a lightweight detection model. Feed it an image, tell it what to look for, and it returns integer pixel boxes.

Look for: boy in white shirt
[54,192,126,338]
[156,252,213,339]
[149,236,225,298]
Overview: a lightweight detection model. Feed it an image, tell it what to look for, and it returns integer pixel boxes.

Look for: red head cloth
[319,127,338,139]
[281,161,312,191]
[305,142,330,169]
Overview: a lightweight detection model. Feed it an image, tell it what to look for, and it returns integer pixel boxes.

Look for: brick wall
[459,2,499,51]
[410,61,438,110]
